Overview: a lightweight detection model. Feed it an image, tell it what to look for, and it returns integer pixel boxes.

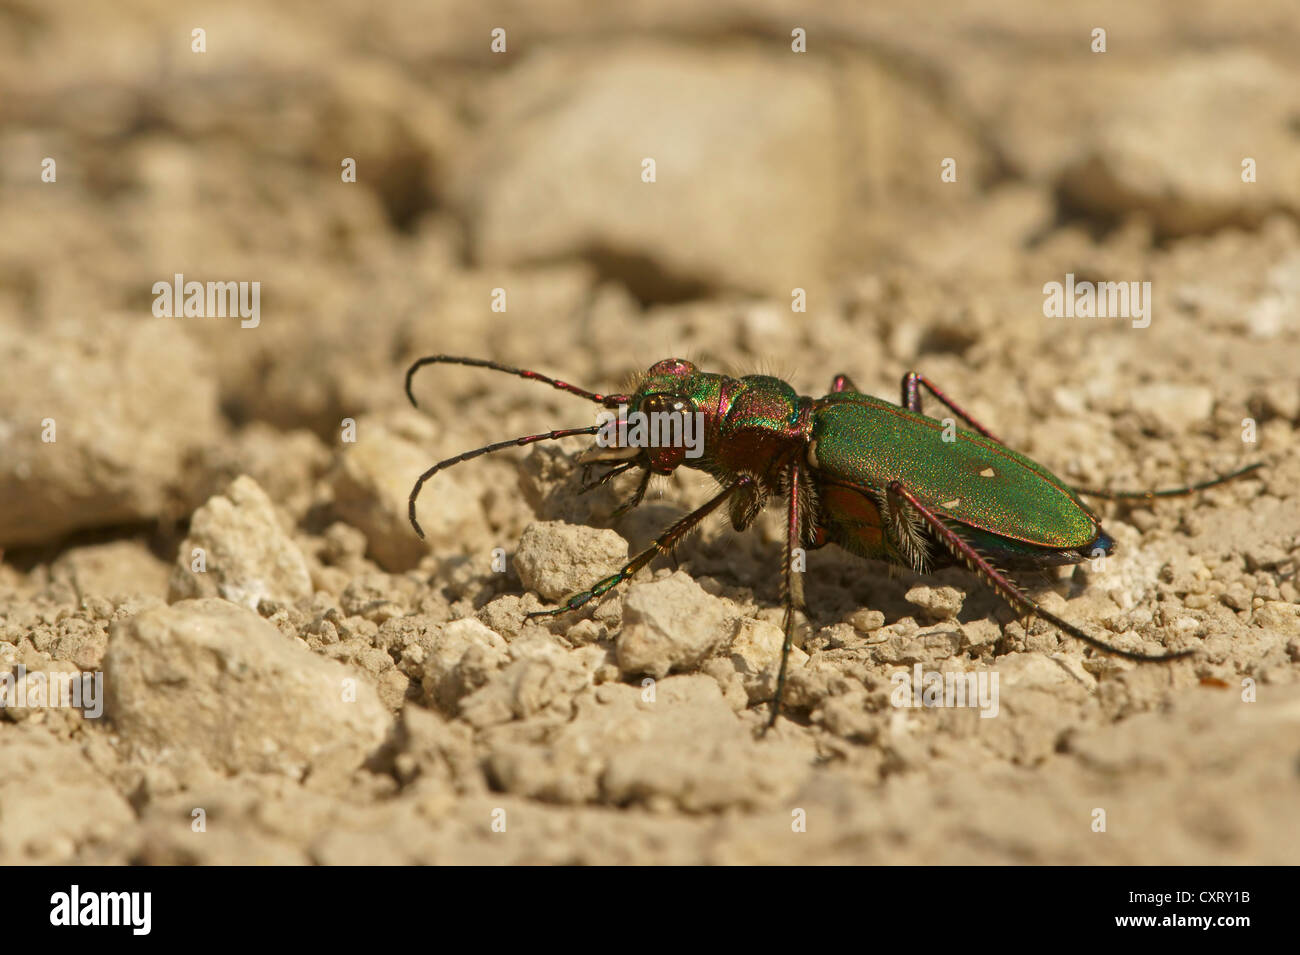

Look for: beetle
[405,355,1261,728]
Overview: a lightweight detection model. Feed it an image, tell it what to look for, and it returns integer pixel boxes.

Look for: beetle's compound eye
[640,393,696,418]
[636,393,699,473]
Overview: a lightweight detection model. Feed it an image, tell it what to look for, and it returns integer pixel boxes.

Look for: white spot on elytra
[980,467,996,478]
[806,439,820,469]
[941,498,961,509]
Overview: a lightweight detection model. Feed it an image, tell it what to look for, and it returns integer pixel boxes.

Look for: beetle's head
[580,358,707,474]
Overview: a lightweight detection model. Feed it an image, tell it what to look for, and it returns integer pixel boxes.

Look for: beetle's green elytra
[406,355,1262,729]
[810,393,1099,553]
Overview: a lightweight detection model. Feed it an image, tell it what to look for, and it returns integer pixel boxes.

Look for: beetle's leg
[579,460,636,494]
[611,467,653,517]
[884,480,1193,662]
[829,373,860,393]
[526,476,753,619]
[1073,462,1262,500]
[900,372,1004,444]
[767,462,809,730]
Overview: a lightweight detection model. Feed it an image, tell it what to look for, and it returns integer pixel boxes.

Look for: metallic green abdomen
[810,394,1097,550]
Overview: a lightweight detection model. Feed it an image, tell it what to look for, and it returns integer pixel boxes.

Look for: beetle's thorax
[704,374,811,484]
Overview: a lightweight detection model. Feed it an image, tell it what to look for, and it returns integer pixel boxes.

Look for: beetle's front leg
[611,467,652,517]
[526,476,752,620]
[766,462,809,730]
[578,459,634,494]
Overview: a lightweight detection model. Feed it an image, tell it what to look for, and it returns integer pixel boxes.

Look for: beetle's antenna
[406,355,629,410]
[1073,462,1262,500]
[887,480,1194,662]
[409,426,601,538]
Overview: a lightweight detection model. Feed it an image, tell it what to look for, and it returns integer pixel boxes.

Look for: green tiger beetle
[405,355,1261,729]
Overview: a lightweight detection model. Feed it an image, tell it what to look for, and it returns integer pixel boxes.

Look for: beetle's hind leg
[884,480,1193,663]
[900,372,1005,444]
[1072,462,1263,501]
[832,370,1007,447]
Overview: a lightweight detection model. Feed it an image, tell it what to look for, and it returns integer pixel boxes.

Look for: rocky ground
[1,0,1298,864]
